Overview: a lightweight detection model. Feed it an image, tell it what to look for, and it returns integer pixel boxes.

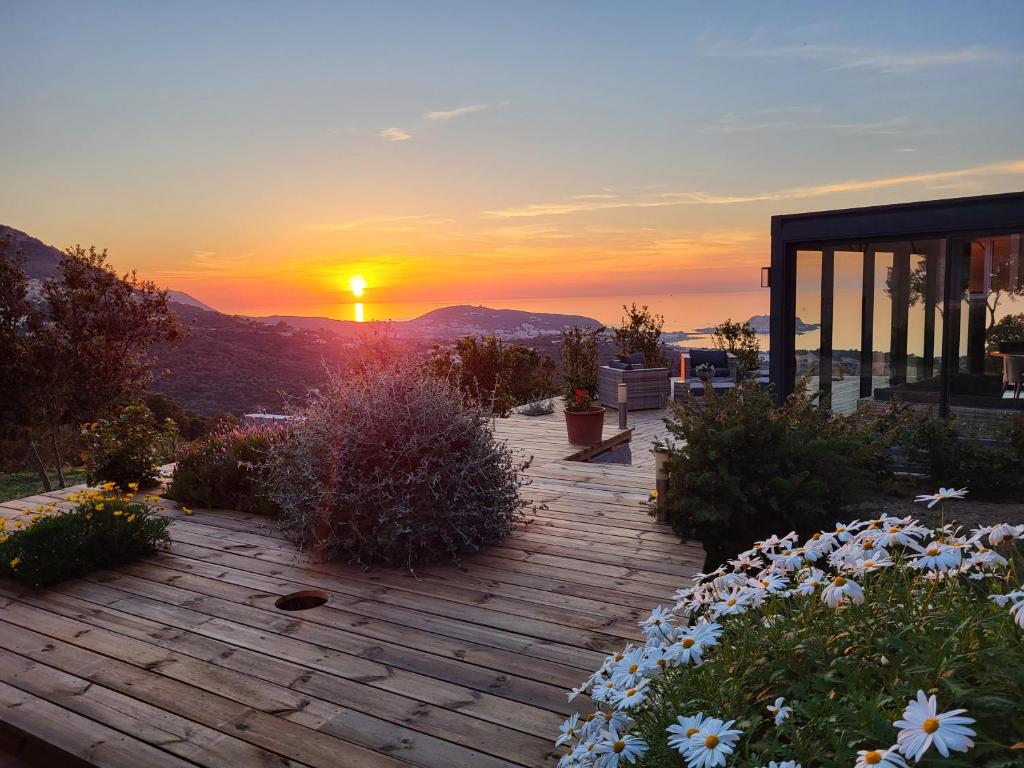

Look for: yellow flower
[126,514,136,523]
[127,482,139,491]
[95,503,105,511]
[9,557,21,570]
[101,481,115,491]
[113,509,124,517]
[181,507,193,515]
[0,535,7,544]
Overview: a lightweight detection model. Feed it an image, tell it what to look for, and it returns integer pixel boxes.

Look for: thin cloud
[697,32,1013,74]
[422,100,509,122]
[379,126,411,142]
[483,159,1024,218]
[702,109,914,136]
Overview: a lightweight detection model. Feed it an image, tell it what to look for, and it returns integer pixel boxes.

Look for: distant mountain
[0,225,216,312]
[692,314,817,335]
[1,225,61,279]
[253,304,604,341]
[165,290,217,312]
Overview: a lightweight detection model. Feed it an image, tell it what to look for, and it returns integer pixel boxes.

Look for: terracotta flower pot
[564,406,606,445]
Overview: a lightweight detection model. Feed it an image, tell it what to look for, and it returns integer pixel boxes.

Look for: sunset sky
[2,2,1023,322]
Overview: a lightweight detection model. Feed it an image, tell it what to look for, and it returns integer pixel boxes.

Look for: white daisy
[684,717,743,768]
[821,575,865,608]
[663,630,706,666]
[893,690,975,762]
[853,548,894,574]
[592,730,647,767]
[666,713,707,753]
[854,747,908,767]
[612,679,650,710]
[792,567,826,596]
[712,587,751,617]
[914,487,968,508]
[641,606,675,640]
[611,649,647,688]
[556,713,582,746]
[758,762,801,768]
[908,541,961,572]
[766,696,792,726]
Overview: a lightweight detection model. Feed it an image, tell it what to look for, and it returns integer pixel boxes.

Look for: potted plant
[695,361,715,382]
[561,326,605,445]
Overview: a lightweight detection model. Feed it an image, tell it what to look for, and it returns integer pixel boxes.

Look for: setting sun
[348,275,367,298]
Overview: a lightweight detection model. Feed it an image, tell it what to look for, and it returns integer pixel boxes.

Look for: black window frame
[769,191,1024,414]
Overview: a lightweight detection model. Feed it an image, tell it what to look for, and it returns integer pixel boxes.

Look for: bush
[166,425,282,516]
[81,403,177,490]
[426,335,558,417]
[661,383,895,568]
[612,303,666,367]
[0,486,171,588]
[554,495,1024,768]
[261,359,532,570]
[898,412,1024,501]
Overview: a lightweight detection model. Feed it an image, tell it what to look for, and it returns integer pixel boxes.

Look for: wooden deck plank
[0,404,701,767]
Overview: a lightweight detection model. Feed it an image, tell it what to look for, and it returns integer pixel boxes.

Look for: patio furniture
[1002,354,1024,399]
[682,349,738,382]
[671,377,737,402]
[598,364,671,411]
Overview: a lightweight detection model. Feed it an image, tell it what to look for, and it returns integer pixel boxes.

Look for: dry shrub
[262,357,532,570]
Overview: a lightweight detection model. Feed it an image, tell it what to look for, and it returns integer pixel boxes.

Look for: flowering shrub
[82,403,178,490]
[166,425,282,516]
[555,489,1024,768]
[0,485,171,588]
[562,325,602,412]
[261,359,532,570]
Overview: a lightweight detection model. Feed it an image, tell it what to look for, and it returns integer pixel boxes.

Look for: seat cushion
[607,360,631,370]
[621,352,647,367]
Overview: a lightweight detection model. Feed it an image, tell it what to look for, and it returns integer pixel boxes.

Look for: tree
[611,303,666,367]
[0,242,183,488]
[712,318,761,376]
[426,335,558,417]
[986,313,1024,353]
[0,236,54,487]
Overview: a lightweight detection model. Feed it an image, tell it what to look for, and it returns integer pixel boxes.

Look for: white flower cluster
[555,489,1023,767]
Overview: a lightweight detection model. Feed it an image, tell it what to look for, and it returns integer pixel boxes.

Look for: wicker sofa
[597,364,671,411]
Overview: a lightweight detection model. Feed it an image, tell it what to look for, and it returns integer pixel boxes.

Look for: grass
[0,468,88,503]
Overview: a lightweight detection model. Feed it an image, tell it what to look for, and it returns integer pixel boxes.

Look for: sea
[337,290,774,350]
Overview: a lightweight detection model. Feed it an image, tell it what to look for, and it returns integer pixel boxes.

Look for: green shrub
[712,318,760,376]
[661,383,894,568]
[261,358,532,570]
[898,412,1024,501]
[554,500,1024,767]
[0,487,171,588]
[166,425,281,516]
[612,303,666,367]
[426,335,558,417]
[81,403,177,489]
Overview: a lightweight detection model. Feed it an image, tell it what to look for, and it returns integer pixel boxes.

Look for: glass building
[769,192,1024,415]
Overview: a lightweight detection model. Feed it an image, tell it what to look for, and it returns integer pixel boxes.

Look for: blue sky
[2,1,1022,316]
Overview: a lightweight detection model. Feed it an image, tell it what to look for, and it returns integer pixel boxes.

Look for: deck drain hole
[275,590,329,611]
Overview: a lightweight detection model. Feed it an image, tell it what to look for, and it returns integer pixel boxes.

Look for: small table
[671,377,737,401]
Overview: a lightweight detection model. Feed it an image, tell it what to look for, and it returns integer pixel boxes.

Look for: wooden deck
[0,407,702,768]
